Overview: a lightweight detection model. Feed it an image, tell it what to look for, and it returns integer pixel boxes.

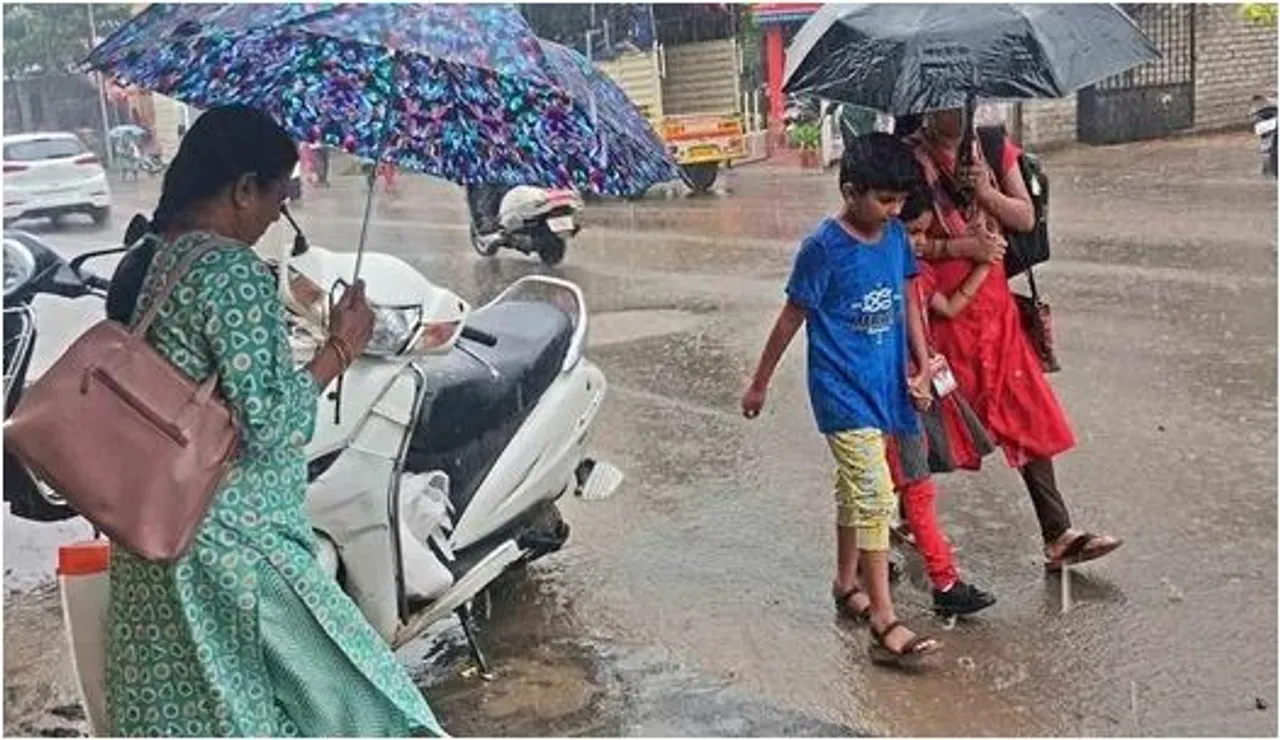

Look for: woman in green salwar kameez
[104,105,445,737]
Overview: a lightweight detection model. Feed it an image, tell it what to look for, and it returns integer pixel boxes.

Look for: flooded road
[5,132,1276,736]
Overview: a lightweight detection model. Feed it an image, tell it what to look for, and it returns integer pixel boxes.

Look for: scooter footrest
[577,460,623,501]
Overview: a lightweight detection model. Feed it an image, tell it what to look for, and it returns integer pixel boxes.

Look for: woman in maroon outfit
[905,109,1122,571]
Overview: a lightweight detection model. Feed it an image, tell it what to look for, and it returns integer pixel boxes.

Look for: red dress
[910,134,1075,469]
[912,264,995,472]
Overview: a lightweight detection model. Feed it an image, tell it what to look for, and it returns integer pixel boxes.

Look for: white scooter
[467,184,584,265]
[7,224,622,735]
[278,231,621,660]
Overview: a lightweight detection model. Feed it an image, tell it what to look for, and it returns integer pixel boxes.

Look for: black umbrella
[782,3,1160,114]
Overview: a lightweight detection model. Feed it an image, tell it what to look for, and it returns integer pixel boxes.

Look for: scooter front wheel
[469,223,500,257]
[516,502,570,564]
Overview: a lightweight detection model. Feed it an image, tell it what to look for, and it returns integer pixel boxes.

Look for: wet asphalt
[4,131,1277,737]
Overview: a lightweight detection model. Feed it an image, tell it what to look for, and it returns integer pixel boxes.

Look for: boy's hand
[907,373,932,411]
[741,382,767,419]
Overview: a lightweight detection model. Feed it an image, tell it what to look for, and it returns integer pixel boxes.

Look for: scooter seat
[407,300,574,508]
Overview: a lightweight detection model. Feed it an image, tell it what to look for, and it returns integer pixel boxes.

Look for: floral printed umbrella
[536,39,680,196]
[84,3,639,195]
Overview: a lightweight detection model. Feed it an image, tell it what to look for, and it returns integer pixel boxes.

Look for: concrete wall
[1018,3,1277,149]
[1193,3,1278,130]
[1020,96,1078,149]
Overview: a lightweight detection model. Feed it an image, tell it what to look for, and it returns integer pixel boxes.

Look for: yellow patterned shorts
[826,429,897,552]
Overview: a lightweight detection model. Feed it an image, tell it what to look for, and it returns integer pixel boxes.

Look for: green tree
[3,3,133,79]
[1240,2,1278,26]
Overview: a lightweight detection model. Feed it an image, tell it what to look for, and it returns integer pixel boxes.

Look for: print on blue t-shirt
[785,217,920,437]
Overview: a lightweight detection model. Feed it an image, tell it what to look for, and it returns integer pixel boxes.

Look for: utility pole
[87,3,113,168]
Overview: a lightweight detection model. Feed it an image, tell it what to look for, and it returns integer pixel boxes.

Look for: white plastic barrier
[57,539,111,737]
[820,112,843,168]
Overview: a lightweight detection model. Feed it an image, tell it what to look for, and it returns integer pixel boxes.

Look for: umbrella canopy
[783,3,1160,113]
[536,39,680,195]
[84,3,633,194]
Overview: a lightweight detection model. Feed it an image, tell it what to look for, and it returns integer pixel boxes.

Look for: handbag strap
[130,235,225,337]
[1026,264,1040,302]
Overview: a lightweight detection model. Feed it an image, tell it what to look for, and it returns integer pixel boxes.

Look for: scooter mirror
[281,205,309,256]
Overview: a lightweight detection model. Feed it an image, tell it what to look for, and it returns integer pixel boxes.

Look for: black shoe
[933,580,997,617]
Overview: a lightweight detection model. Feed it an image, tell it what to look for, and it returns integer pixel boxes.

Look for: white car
[3,132,112,228]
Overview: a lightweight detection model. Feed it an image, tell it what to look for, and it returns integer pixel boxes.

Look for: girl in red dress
[883,189,999,617]
[905,110,1122,571]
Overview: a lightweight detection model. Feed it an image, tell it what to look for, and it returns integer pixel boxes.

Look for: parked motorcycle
[466,183,583,266]
[3,231,110,522]
[1251,94,1277,178]
[4,227,623,733]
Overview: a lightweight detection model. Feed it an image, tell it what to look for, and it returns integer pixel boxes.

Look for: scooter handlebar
[84,273,111,293]
[68,246,125,295]
[460,326,498,347]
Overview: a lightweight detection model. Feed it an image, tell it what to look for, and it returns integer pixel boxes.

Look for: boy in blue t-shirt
[742,133,940,666]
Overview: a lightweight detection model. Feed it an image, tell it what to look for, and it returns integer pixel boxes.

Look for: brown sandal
[831,584,871,621]
[1044,531,1123,572]
[868,620,940,667]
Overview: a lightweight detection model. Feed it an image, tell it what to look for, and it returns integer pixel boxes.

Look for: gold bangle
[326,335,353,368]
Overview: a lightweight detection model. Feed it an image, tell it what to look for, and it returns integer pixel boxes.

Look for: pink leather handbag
[5,240,238,563]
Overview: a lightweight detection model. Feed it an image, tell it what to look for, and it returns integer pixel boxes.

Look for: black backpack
[977,124,1050,278]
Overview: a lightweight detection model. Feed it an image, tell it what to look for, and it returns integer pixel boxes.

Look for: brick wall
[1193,4,1278,131]
[1018,3,1278,149]
[1020,96,1077,149]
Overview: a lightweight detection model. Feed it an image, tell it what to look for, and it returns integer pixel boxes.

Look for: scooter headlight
[365,303,422,357]
[366,304,463,356]
[282,270,463,357]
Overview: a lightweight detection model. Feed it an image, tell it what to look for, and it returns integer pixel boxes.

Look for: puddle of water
[418,573,867,737]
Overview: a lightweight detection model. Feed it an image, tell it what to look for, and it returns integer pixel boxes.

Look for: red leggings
[884,440,959,591]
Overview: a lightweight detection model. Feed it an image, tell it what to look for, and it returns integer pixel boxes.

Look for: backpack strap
[1026,264,1040,302]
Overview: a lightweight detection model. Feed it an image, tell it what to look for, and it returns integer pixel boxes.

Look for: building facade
[749,2,822,135]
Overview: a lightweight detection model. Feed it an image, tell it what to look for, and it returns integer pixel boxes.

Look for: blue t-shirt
[785,217,920,436]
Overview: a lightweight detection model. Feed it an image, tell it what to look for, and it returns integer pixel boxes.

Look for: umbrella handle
[352,164,378,283]
[957,91,977,166]
[954,91,978,210]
